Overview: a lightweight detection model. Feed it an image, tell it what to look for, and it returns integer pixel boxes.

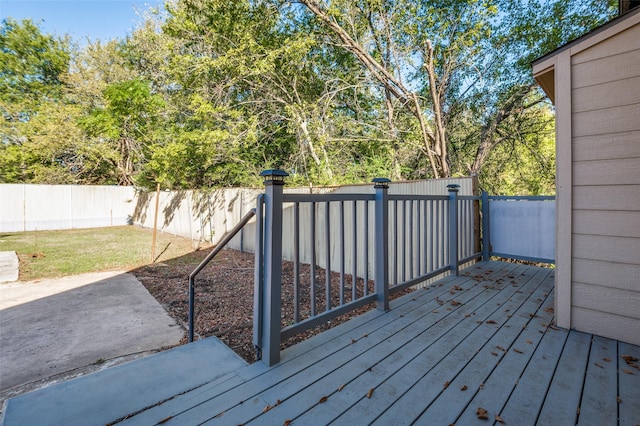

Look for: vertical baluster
[293,202,300,323]
[310,201,316,317]
[393,200,399,286]
[325,201,331,311]
[364,200,369,295]
[352,200,357,301]
[339,200,345,306]
[409,199,414,280]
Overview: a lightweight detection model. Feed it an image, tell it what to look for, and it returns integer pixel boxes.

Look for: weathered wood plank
[537,330,591,425]
[330,267,548,425]
[258,265,532,425]
[578,335,618,426]
[217,265,525,425]
[412,270,555,425]
[618,341,640,425]
[492,313,569,424]
[170,268,508,424]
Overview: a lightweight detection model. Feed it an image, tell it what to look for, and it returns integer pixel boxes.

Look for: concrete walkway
[0,252,18,284]
[0,271,184,400]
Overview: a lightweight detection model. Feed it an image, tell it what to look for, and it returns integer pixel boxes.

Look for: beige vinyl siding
[572,307,640,346]
[573,131,640,162]
[569,23,640,346]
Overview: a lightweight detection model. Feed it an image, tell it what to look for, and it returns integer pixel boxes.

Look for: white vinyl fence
[0,184,136,232]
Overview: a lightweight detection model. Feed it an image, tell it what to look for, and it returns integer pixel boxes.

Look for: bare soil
[132,248,411,363]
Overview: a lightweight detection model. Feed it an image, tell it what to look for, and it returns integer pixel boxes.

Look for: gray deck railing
[253,172,482,365]
[187,208,257,342]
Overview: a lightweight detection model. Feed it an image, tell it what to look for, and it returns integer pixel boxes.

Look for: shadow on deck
[3,261,639,425]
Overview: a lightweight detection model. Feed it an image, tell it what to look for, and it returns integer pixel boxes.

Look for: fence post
[257,169,287,366]
[253,194,264,360]
[481,191,490,261]
[448,184,460,276]
[373,178,391,311]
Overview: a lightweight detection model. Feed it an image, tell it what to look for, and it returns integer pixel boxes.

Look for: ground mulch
[132,248,412,363]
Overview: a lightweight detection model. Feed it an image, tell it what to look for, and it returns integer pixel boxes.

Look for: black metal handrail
[188,208,256,342]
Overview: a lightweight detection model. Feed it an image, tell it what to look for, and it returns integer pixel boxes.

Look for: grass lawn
[0,226,209,281]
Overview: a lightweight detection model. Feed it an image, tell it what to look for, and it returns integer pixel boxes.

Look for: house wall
[567,22,640,345]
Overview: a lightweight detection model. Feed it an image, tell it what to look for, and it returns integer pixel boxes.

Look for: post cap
[260,169,289,185]
[447,184,460,192]
[372,177,391,188]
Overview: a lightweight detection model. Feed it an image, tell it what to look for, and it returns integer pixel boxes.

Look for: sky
[1,0,164,43]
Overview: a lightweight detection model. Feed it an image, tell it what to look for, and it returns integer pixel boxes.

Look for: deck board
[578,335,619,426]
[618,342,640,425]
[538,330,591,425]
[116,261,640,426]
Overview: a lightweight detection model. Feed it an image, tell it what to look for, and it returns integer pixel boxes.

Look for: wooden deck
[120,261,640,425]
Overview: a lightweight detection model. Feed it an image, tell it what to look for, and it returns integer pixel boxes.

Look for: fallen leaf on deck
[513,348,523,354]
[544,307,554,313]
[284,420,293,426]
[263,405,273,413]
[443,381,450,389]
[158,416,173,424]
[594,363,604,369]
[486,320,497,324]
[603,357,611,362]
[433,310,440,313]
[617,396,622,403]
[497,346,506,352]
[362,333,368,338]
[453,285,463,291]
[495,414,505,424]
[366,388,374,398]
[214,412,225,418]
[351,339,357,344]
[461,385,468,391]
[446,307,452,311]
[276,399,282,406]
[491,352,498,356]
[338,384,346,391]
[465,313,471,317]
[526,339,532,344]
[528,314,538,318]
[319,396,328,403]
[476,407,489,420]
[622,369,634,375]
[451,300,461,306]
[479,383,484,389]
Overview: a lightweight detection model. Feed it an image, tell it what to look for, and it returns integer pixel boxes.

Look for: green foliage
[0,1,619,194]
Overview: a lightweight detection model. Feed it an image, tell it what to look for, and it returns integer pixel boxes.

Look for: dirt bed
[132,248,412,363]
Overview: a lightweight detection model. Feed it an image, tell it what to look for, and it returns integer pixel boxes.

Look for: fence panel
[488,196,556,263]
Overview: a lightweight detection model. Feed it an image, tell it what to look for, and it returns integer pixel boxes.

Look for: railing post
[253,194,264,360]
[257,169,287,366]
[448,184,460,276]
[481,191,490,261]
[373,178,391,311]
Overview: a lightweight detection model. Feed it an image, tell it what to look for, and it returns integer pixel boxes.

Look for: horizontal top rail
[489,195,555,201]
[387,194,449,201]
[283,193,375,203]
[459,195,482,201]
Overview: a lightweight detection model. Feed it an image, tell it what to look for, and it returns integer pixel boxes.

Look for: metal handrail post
[187,208,256,343]
[448,184,460,276]
[259,170,287,366]
[373,178,391,312]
